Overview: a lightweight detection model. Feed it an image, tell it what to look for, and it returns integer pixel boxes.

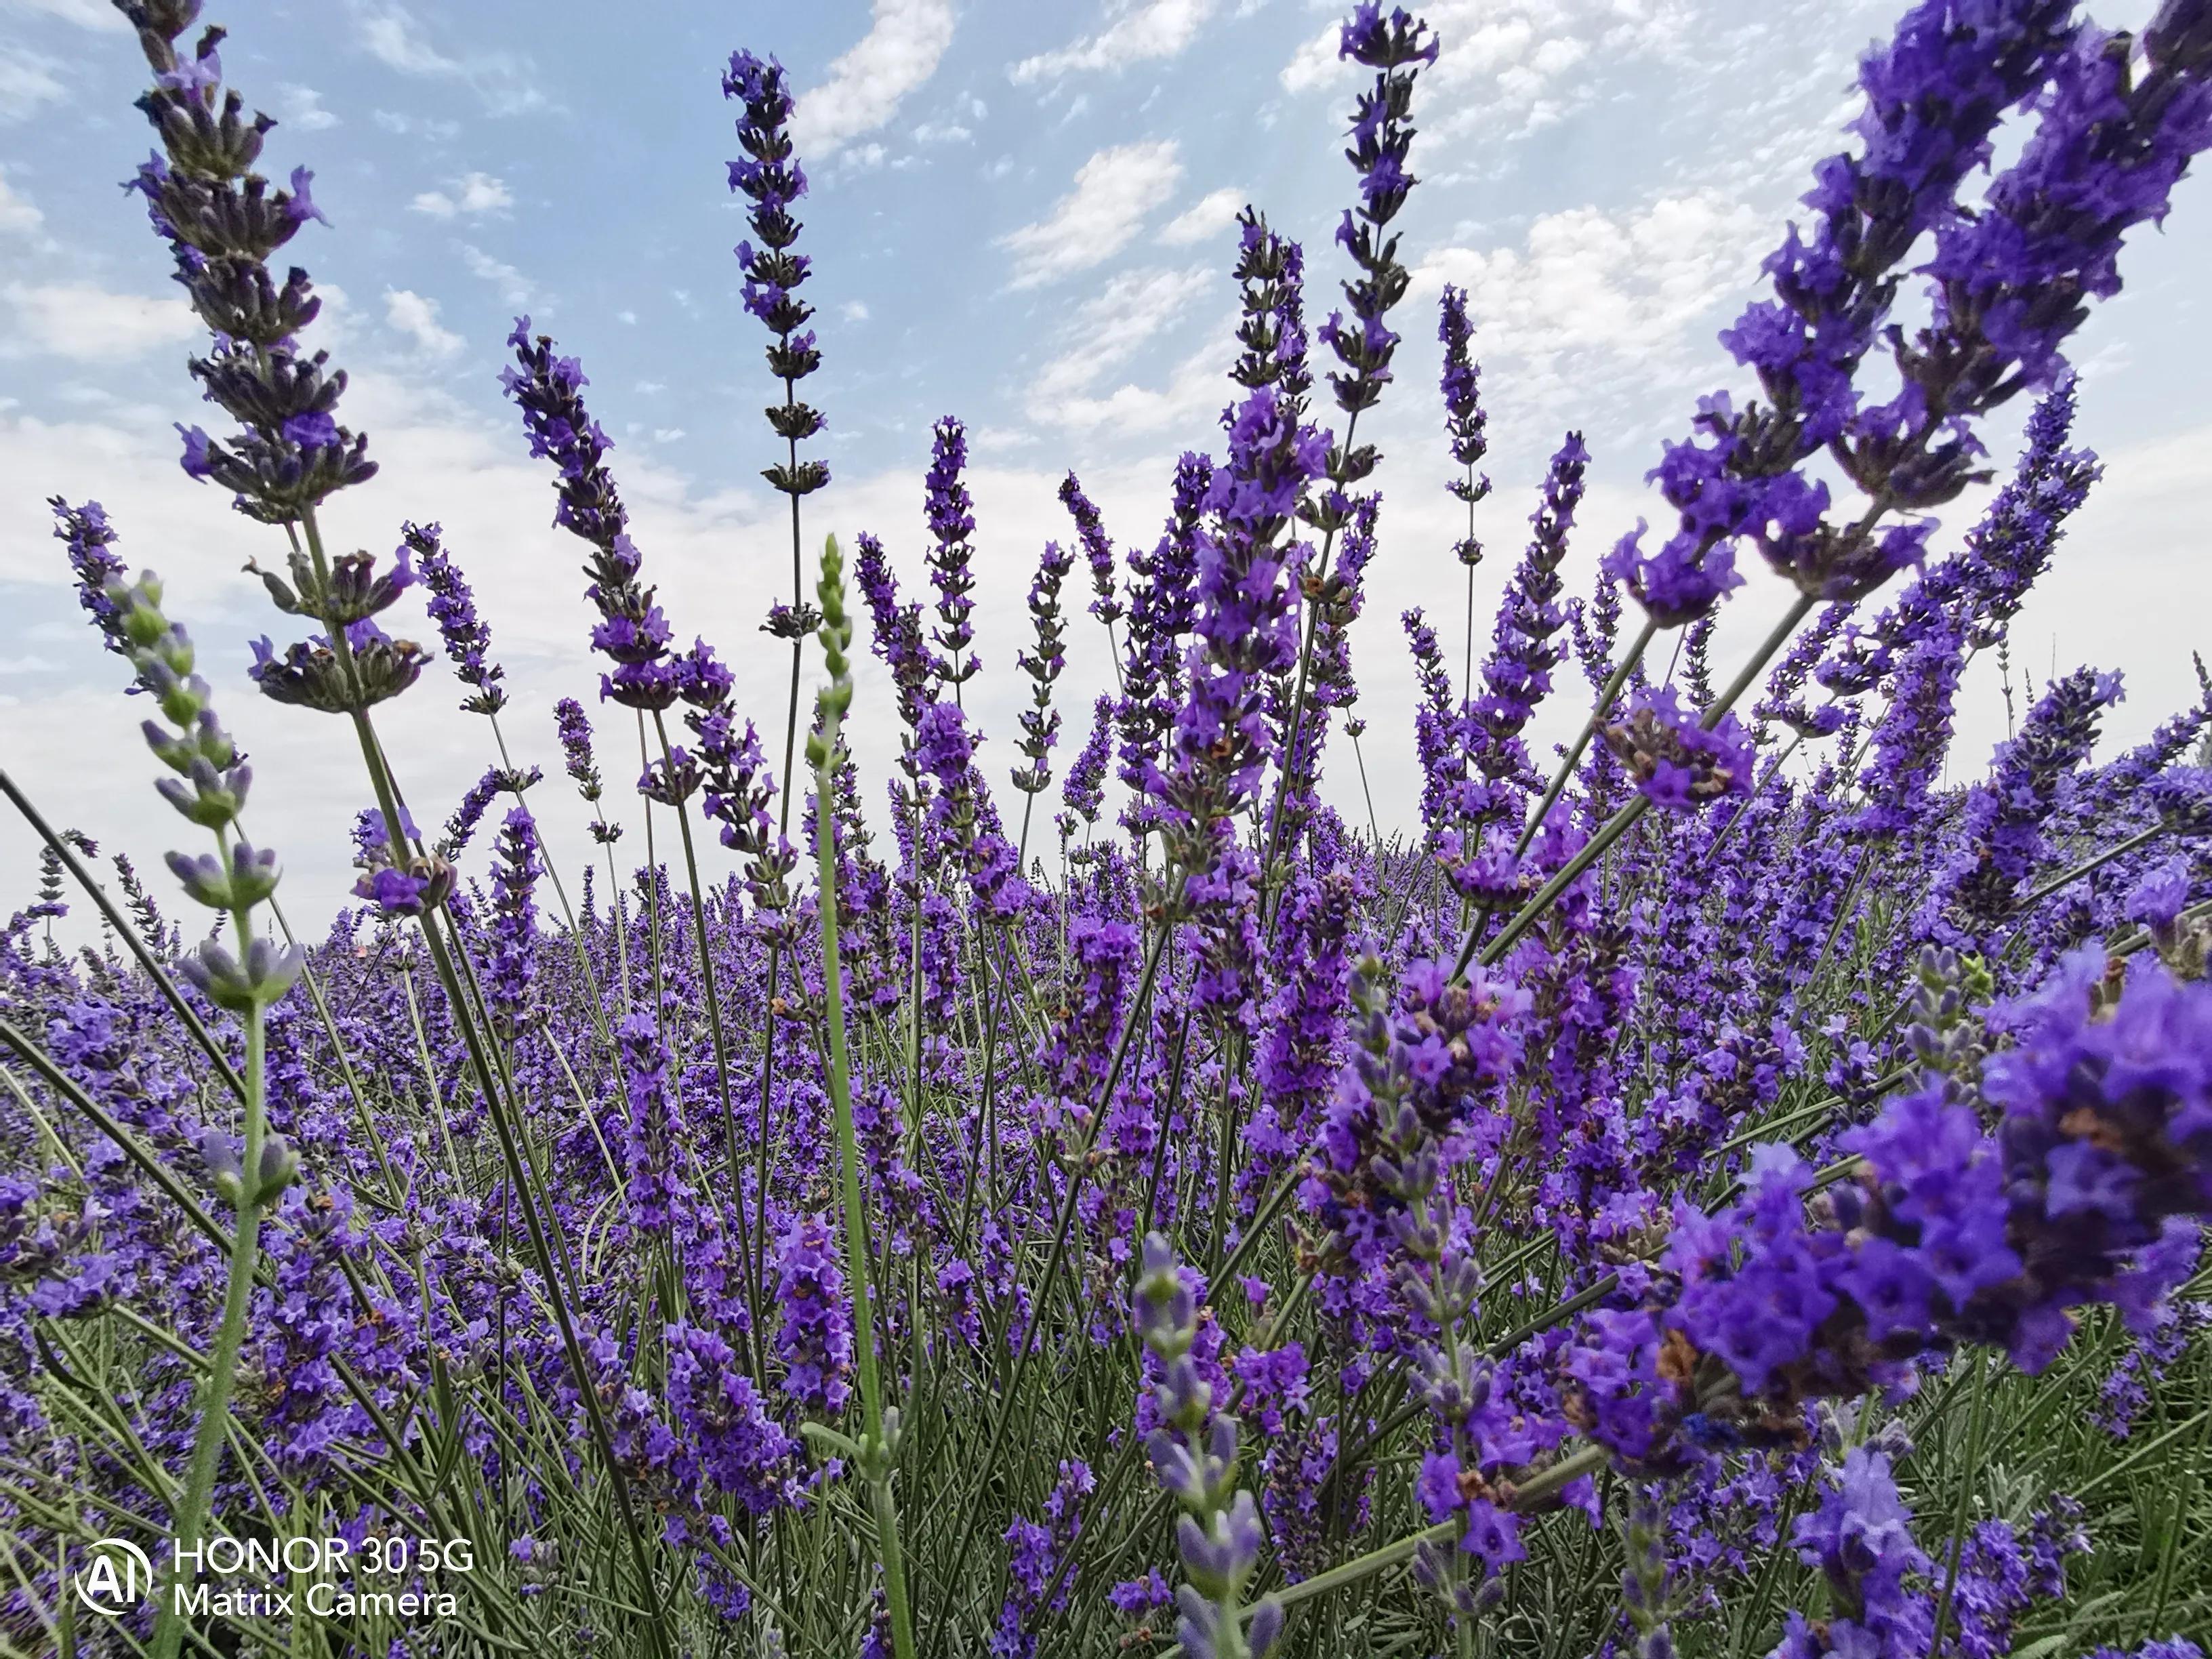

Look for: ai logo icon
[74,1538,155,1616]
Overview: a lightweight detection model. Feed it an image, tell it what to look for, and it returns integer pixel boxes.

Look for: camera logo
[74,1539,155,1617]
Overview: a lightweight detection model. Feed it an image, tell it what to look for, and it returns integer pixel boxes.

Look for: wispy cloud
[384,287,464,356]
[0,0,125,29]
[1023,261,1221,433]
[0,47,64,124]
[410,171,514,220]
[792,0,957,159]
[373,108,462,142]
[1282,0,1689,138]
[278,84,341,131]
[1,282,196,361]
[1159,186,1244,247]
[1011,0,1218,84]
[0,165,42,237]
[356,2,548,117]
[459,243,533,307]
[1410,188,1766,415]
[999,140,1182,289]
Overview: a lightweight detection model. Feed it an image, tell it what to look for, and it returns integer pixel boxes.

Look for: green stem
[489,714,614,1053]
[1349,730,1382,849]
[149,895,264,1659]
[1930,1349,1992,1656]
[2017,822,2165,910]
[1260,407,1364,926]
[930,912,1174,1648]
[1152,1447,1610,1658]
[777,407,804,834]
[650,711,760,1366]
[816,722,916,1659]
[1514,619,1658,861]
[298,504,672,1659]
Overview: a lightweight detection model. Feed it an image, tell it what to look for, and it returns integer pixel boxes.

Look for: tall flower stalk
[121,5,675,1647]
[1437,283,1492,692]
[726,49,828,833]
[1262,3,1439,913]
[104,554,302,1658]
[806,533,916,1659]
[11,3,2211,1656]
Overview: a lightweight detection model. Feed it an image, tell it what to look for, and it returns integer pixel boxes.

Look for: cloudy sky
[2,0,2207,937]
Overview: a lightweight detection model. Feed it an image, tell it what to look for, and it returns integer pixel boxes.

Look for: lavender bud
[178,935,303,1012]
[255,1132,300,1202]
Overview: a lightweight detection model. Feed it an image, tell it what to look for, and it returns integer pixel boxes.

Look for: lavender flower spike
[407,521,507,716]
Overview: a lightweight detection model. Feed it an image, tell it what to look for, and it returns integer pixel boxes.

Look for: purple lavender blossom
[773,1210,855,1416]
[726,45,829,659]
[503,319,686,713]
[1012,539,1074,796]
[1062,695,1113,830]
[52,499,134,678]
[925,416,981,692]
[1601,687,1758,810]
[1437,284,1492,565]
[486,804,541,1031]
[407,523,507,716]
[1769,1450,1933,1659]
[1059,473,1122,628]
[1610,0,2089,624]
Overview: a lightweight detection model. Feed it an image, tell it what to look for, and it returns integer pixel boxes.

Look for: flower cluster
[118,9,375,526]
[1133,1235,1286,1659]
[10,5,2212,1659]
[409,522,507,716]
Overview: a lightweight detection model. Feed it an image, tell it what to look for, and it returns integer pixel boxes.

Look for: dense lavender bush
[4,1,2212,1656]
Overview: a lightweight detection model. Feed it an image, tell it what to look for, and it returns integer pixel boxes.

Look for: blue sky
[2,0,2208,932]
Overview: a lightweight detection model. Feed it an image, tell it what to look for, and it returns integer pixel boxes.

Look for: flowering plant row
[4,1,2212,1656]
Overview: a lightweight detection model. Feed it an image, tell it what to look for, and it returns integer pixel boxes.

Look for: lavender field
[4,0,2212,1656]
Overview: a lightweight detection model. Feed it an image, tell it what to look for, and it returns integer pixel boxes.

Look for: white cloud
[1031,264,1213,395]
[359,3,460,73]
[1,283,196,361]
[1,0,125,27]
[1280,0,1687,136]
[1011,0,1218,83]
[1409,190,1766,411]
[0,166,41,236]
[1035,346,1225,438]
[1278,19,1342,94]
[373,108,462,141]
[459,243,532,306]
[792,0,956,159]
[911,118,972,144]
[410,171,514,220]
[0,383,1176,938]
[842,300,872,322]
[279,83,340,130]
[652,428,685,443]
[0,47,64,123]
[1159,186,1244,247]
[998,140,1183,289]
[356,3,546,116]
[1024,262,1222,434]
[383,287,463,356]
